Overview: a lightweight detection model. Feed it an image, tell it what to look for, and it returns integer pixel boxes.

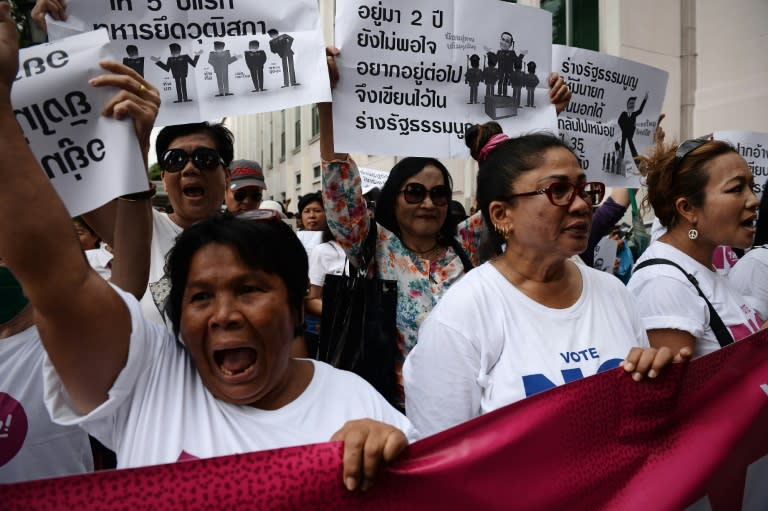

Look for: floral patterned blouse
[322,157,485,402]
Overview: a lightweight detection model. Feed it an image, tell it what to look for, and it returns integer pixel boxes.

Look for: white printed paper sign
[358,166,388,193]
[12,30,148,217]
[333,0,556,158]
[46,0,330,126]
[714,131,768,195]
[592,236,617,273]
[553,45,668,188]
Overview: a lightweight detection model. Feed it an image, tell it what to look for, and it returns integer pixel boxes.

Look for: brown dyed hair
[641,139,737,229]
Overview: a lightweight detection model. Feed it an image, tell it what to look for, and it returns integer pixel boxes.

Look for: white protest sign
[358,166,389,193]
[592,236,617,273]
[714,131,768,196]
[12,30,148,217]
[553,45,668,188]
[333,0,556,158]
[46,0,330,126]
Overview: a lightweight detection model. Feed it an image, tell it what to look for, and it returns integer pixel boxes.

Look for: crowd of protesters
[1,0,766,498]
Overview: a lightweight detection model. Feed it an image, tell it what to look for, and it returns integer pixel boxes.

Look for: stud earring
[688,228,699,240]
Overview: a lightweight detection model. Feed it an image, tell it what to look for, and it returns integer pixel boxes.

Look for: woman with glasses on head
[627,138,763,357]
[403,123,684,437]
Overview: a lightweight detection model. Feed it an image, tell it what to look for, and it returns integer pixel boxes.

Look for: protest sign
[333,0,556,158]
[46,0,330,126]
[553,45,668,188]
[11,30,148,217]
[4,331,767,510]
[714,131,768,195]
[593,236,617,272]
[358,166,389,194]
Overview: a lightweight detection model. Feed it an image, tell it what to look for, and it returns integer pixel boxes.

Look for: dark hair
[126,45,138,56]
[165,213,308,338]
[214,41,225,50]
[640,139,737,230]
[466,122,574,260]
[268,29,279,37]
[754,187,768,247]
[169,43,181,54]
[375,157,455,244]
[155,122,234,168]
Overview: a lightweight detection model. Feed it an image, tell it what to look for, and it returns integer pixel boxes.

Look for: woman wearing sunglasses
[320,48,573,408]
[403,123,684,437]
[627,138,763,357]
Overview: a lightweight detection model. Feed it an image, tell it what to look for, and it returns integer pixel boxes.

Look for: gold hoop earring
[494,223,509,238]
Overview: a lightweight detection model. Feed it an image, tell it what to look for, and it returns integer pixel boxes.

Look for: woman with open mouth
[628,137,764,357]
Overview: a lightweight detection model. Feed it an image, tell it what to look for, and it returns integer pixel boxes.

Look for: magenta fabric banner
[3,331,767,510]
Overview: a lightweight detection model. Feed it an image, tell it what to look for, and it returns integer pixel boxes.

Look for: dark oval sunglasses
[233,188,263,202]
[400,183,451,206]
[160,147,224,173]
[505,181,605,208]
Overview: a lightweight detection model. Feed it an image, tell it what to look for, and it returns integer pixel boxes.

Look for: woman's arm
[320,48,370,267]
[0,11,156,414]
[305,284,323,316]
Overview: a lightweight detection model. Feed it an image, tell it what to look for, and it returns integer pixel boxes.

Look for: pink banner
[3,331,767,510]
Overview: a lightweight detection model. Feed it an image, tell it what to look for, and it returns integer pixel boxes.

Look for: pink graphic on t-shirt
[0,392,28,466]
[728,306,764,342]
[712,246,739,273]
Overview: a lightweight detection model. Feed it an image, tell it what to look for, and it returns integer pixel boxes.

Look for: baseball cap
[229,159,266,191]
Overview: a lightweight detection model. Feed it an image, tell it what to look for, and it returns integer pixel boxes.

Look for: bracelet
[119,182,157,201]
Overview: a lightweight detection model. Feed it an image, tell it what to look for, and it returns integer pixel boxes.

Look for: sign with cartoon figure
[553,45,668,188]
[11,30,148,217]
[45,0,330,126]
[714,130,768,195]
[333,0,556,158]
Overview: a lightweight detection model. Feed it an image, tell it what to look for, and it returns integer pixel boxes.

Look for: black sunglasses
[674,136,712,173]
[233,188,263,202]
[504,181,605,208]
[160,147,224,173]
[400,183,451,206]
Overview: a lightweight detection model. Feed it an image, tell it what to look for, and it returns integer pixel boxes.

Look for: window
[294,107,302,148]
[269,142,273,168]
[295,171,301,186]
[313,164,321,183]
[541,0,599,51]
[311,104,320,138]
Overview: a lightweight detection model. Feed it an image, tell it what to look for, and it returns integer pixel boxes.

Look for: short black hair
[155,122,235,168]
[165,212,308,338]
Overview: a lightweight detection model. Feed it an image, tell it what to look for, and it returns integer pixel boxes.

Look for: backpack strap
[634,258,733,348]
[448,236,474,273]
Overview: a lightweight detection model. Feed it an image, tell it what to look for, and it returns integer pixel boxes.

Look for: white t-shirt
[139,209,183,328]
[728,246,768,320]
[403,261,648,438]
[85,244,113,281]
[0,326,93,483]
[296,231,324,257]
[308,241,348,287]
[43,286,414,469]
[628,241,763,357]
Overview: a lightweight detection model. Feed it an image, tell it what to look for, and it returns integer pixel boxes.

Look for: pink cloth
[477,133,510,162]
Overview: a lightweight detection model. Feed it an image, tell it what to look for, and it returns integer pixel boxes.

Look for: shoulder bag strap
[634,258,733,347]
[448,236,474,273]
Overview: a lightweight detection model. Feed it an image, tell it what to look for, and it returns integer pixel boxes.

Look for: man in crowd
[224,159,266,215]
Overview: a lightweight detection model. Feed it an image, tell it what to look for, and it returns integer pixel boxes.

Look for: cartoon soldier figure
[245,40,267,92]
[208,41,239,97]
[152,43,202,103]
[465,54,482,104]
[524,61,539,107]
[268,29,299,88]
[123,45,144,77]
[482,52,499,100]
